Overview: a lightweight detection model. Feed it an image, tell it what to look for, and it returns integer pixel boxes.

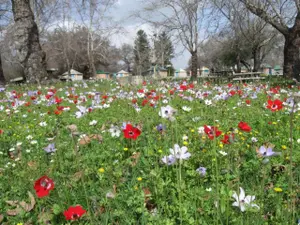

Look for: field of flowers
[0,80,299,225]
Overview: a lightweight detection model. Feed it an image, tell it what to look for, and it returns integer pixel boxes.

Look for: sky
[110,0,190,69]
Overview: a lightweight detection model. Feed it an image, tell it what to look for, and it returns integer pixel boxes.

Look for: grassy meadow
[0,79,299,225]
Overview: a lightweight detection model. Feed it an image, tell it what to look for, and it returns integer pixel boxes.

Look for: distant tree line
[0,0,299,83]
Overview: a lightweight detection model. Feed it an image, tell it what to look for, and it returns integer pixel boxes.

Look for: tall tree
[137,0,214,80]
[0,0,11,83]
[0,56,5,84]
[214,0,280,72]
[74,0,119,77]
[153,31,174,67]
[120,43,134,72]
[239,0,300,79]
[11,0,47,83]
[134,29,150,75]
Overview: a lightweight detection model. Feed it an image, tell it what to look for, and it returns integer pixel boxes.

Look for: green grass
[0,80,299,224]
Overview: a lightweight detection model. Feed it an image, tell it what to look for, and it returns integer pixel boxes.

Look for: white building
[174,68,188,78]
[116,70,131,78]
[60,69,83,81]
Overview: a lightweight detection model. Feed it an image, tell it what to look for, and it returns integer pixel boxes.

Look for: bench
[10,77,25,83]
[231,72,265,82]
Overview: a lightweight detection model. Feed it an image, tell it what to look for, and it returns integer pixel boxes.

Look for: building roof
[262,64,272,68]
[96,70,110,74]
[117,70,129,74]
[175,68,186,73]
[62,69,83,75]
[200,66,209,70]
[274,65,282,70]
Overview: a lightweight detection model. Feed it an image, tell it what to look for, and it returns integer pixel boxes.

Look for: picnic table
[199,70,233,82]
[231,72,265,82]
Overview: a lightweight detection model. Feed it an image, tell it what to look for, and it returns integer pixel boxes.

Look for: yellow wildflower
[191,129,195,133]
[124,147,128,151]
[98,168,105,173]
[273,187,283,192]
[183,141,188,146]
[137,177,142,181]
[219,143,223,148]
[281,145,287,150]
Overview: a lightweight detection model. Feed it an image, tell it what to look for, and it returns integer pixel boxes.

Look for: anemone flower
[64,205,86,221]
[169,144,191,160]
[232,187,259,212]
[159,105,176,121]
[161,155,176,165]
[44,143,56,153]
[257,145,281,157]
[196,166,207,176]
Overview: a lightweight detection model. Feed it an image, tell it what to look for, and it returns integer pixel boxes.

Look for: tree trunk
[0,55,5,84]
[191,50,198,80]
[283,29,300,80]
[236,53,241,73]
[11,0,47,83]
[126,62,131,73]
[253,47,261,72]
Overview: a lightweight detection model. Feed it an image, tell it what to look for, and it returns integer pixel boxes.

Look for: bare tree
[0,56,4,84]
[239,0,300,79]
[29,0,61,35]
[73,0,120,77]
[214,0,280,72]
[120,43,134,72]
[137,0,215,80]
[0,0,12,83]
[11,0,47,83]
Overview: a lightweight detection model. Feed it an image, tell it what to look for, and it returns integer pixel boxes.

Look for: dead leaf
[72,171,84,182]
[79,134,103,145]
[6,201,19,206]
[19,191,35,211]
[100,124,106,131]
[143,188,156,212]
[8,145,22,160]
[6,191,36,216]
[27,161,37,169]
[6,207,22,216]
[89,134,103,143]
[38,209,53,224]
[0,214,3,222]
[130,152,141,166]
[136,122,143,131]
[67,124,78,133]
[78,135,91,145]
[24,219,33,225]
[106,184,117,199]
[143,188,151,198]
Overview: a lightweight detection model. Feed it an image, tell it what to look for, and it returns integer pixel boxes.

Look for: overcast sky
[110,0,190,69]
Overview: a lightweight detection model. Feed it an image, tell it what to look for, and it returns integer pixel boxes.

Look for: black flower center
[72,214,79,219]
[129,131,134,136]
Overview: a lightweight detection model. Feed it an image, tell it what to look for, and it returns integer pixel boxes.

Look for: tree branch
[239,0,289,35]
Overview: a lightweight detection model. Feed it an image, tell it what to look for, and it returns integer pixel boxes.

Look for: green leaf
[52,204,62,215]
